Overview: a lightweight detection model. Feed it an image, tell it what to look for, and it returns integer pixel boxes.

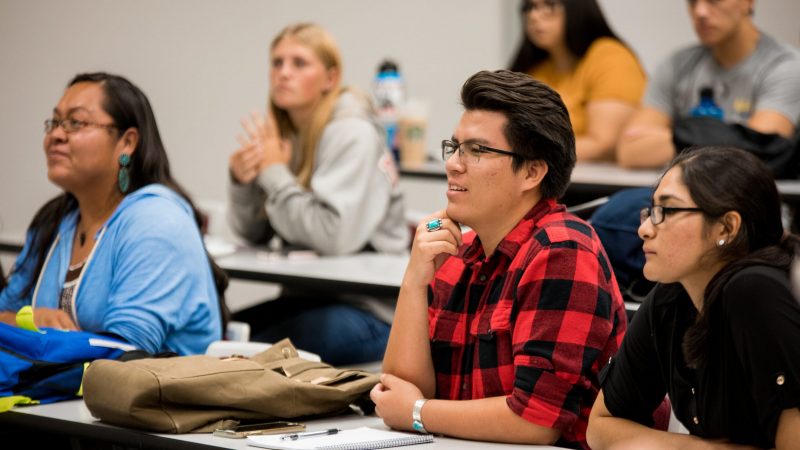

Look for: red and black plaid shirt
[428,198,627,449]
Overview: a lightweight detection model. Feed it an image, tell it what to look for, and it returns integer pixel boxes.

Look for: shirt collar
[460,198,562,264]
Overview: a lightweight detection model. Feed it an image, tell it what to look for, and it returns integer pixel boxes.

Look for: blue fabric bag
[590,187,655,302]
[0,317,135,411]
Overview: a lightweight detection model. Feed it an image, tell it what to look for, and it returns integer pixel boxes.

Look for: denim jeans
[233,297,390,366]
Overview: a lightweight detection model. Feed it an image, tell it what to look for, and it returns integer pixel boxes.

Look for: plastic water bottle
[690,87,724,121]
[373,60,405,162]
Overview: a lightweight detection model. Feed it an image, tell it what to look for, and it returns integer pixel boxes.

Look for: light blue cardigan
[0,184,221,355]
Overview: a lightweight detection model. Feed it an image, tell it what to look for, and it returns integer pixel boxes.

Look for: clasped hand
[229,110,292,184]
[403,211,463,290]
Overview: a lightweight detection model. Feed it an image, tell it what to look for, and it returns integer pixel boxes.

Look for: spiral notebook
[246,426,434,450]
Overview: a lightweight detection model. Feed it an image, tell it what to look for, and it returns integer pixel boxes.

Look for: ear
[116,127,139,157]
[520,159,548,193]
[323,67,340,93]
[717,210,742,244]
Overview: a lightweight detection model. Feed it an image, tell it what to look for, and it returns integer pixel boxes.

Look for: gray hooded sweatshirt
[227,89,408,255]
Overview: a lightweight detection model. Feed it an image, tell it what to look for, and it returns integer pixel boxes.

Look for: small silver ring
[426,218,443,233]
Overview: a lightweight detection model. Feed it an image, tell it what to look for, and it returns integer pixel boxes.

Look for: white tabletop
[3,400,569,449]
[215,248,408,297]
[400,160,661,186]
[570,162,660,188]
[400,161,800,201]
[0,231,24,253]
[215,247,641,313]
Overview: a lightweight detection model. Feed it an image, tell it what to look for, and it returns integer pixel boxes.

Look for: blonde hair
[269,23,343,188]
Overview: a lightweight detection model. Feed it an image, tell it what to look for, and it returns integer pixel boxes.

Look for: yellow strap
[0,395,39,413]
[15,306,41,333]
[76,362,90,397]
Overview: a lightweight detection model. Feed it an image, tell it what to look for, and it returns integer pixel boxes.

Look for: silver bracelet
[412,398,429,434]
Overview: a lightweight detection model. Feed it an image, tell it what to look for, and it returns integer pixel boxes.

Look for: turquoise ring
[426,218,443,232]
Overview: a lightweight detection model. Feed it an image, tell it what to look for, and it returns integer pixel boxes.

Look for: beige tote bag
[82,339,379,433]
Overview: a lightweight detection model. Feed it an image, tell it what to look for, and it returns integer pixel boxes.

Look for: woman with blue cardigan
[0,73,226,355]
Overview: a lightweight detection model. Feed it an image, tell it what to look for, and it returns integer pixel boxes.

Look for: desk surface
[401,161,800,201]
[216,248,408,298]
[401,161,659,185]
[0,232,23,253]
[1,236,641,312]
[215,247,640,312]
[1,400,568,449]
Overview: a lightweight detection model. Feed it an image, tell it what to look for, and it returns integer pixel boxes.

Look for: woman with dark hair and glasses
[0,72,226,355]
[587,146,800,448]
[510,0,646,162]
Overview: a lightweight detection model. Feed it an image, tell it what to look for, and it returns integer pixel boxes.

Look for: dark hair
[18,72,229,332]
[668,147,798,366]
[460,69,575,199]
[509,0,623,72]
[0,261,6,292]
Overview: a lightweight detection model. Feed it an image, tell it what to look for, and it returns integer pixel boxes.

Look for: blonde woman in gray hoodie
[227,23,407,365]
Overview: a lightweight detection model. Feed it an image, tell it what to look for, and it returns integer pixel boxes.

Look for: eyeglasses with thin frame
[44,118,117,134]
[521,0,561,15]
[441,139,519,165]
[640,205,705,225]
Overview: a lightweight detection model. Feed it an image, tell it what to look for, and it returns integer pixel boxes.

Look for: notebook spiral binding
[317,433,434,450]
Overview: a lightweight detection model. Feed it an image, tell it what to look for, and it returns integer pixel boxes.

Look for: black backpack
[673,116,800,179]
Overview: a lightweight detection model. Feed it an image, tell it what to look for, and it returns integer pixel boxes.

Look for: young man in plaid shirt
[371,70,628,449]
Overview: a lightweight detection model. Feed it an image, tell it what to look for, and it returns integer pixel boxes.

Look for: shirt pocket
[430,308,466,344]
[468,302,515,396]
[469,301,512,338]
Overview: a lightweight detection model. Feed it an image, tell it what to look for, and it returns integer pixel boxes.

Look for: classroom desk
[0,236,639,314]
[215,247,640,313]
[568,163,660,196]
[776,179,800,202]
[0,400,569,449]
[401,161,800,202]
[0,232,23,254]
[215,249,408,298]
[400,161,659,190]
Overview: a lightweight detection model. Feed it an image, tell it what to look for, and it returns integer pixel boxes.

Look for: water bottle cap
[378,59,399,74]
[699,86,714,99]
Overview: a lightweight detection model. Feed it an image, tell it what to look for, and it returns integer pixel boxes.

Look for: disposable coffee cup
[398,99,430,167]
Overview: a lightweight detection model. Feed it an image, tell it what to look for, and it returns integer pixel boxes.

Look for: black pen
[280,428,342,441]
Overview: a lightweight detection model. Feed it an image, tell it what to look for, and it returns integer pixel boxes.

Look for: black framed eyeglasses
[640,205,705,225]
[44,118,117,134]
[441,139,518,165]
[521,0,561,15]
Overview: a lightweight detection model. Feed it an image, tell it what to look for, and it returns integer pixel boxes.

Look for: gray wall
[1,0,798,236]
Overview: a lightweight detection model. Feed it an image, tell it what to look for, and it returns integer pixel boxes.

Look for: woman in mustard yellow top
[510,0,646,161]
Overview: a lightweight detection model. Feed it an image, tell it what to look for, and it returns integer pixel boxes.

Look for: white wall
[0,0,512,236]
[1,0,798,237]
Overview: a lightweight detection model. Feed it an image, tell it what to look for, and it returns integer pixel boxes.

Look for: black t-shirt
[600,265,800,448]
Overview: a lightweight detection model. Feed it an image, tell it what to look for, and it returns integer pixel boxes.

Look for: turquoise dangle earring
[118,154,131,194]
